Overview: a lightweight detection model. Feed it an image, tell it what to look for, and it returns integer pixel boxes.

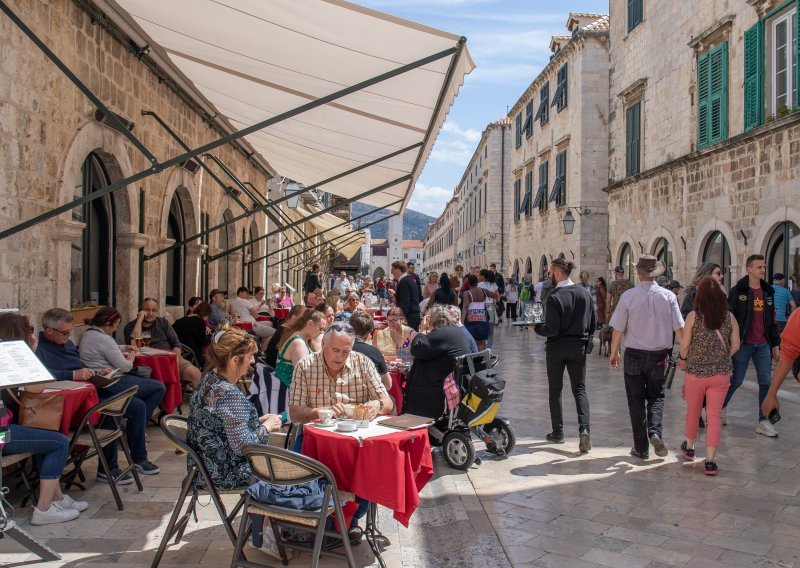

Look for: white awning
[107,0,474,211]
[292,205,364,260]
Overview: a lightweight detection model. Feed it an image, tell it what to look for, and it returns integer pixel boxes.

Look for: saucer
[314,421,336,428]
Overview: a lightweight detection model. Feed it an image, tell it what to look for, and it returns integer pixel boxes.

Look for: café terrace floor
[3,324,800,567]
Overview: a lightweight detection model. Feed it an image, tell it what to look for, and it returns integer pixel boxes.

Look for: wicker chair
[231,444,356,568]
[150,414,247,568]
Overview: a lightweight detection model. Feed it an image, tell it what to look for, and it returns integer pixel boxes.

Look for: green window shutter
[697,52,710,148]
[743,22,764,131]
[698,42,728,148]
[514,180,521,221]
[625,102,641,176]
[515,113,522,148]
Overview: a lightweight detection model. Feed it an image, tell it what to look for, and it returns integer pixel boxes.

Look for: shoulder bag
[7,389,64,432]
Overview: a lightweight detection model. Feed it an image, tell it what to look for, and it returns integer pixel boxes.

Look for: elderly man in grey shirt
[609,255,684,460]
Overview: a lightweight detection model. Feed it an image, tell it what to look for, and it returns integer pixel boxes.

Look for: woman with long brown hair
[677,276,740,475]
[275,310,326,389]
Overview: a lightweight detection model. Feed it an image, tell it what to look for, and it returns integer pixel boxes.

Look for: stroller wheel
[485,418,516,457]
[442,431,475,470]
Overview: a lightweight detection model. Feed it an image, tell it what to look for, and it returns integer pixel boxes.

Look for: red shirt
[744,287,768,344]
[779,309,800,364]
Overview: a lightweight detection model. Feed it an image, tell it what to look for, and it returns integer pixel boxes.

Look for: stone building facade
[423,196,457,275]
[0,0,327,321]
[507,13,610,282]
[422,118,512,276]
[606,0,800,289]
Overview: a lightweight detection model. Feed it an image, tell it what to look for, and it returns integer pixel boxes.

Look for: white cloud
[408,182,454,217]
[441,121,482,142]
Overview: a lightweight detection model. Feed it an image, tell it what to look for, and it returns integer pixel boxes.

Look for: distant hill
[350,202,435,240]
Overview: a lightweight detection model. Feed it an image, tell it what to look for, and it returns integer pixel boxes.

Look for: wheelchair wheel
[443,430,475,470]
[485,418,516,457]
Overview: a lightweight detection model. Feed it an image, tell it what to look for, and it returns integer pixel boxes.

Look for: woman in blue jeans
[78,306,165,475]
[0,313,88,525]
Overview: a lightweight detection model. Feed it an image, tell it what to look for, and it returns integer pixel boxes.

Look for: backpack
[610,279,633,312]
[519,284,532,302]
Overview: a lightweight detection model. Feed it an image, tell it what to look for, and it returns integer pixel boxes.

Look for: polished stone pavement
[3,324,800,567]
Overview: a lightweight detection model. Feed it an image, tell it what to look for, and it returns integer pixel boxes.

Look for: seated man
[124,297,202,386]
[207,288,229,330]
[289,322,393,540]
[36,308,160,478]
[230,286,275,341]
[348,311,392,391]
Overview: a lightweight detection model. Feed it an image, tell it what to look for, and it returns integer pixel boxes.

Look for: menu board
[0,340,55,388]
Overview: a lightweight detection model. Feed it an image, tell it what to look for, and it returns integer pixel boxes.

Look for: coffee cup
[318,408,334,424]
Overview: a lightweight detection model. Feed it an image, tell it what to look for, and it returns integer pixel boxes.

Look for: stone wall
[0,0,275,321]
[508,30,610,281]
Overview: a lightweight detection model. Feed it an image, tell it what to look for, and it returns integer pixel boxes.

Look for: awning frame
[0,0,460,242]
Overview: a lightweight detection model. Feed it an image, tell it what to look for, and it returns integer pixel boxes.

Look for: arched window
[247,222,259,288]
[619,243,634,280]
[767,222,800,282]
[653,238,674,280]
[702,231,732,289]
[165,194,185,306]
[71,153,115,307]
[218,210,235,295]
[513,259,520,277]
[539,255,548,280]
[525,257,532,275]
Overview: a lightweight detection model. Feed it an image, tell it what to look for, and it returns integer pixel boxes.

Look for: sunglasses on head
[326,323,355,335]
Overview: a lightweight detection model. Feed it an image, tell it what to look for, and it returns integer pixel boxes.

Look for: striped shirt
[289,350,387,413]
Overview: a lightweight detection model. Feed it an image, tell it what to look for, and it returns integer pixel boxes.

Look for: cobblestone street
[3,324,800,567]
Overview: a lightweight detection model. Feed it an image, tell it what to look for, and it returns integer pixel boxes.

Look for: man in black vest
[303,263,322,296]
[534,258,595,453]
[392,260,421,331]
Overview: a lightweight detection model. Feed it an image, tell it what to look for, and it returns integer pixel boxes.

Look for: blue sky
[358,0,609,218]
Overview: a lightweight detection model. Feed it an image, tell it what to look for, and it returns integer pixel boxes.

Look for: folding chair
[151,414,247,568]
[1,451,37,506]
[231,444,356,568]
[62,386,143,510]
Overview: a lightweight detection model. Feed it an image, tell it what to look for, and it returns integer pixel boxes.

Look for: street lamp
[563,210,576,235]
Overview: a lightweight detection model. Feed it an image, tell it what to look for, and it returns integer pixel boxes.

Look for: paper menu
[0,340,55,388]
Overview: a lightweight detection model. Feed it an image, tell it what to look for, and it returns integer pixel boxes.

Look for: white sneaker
[756,419,778,438]
[31,502,80,525]
[55,493,89,512]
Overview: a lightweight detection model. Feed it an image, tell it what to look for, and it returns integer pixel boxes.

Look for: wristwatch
[678,355,687,361]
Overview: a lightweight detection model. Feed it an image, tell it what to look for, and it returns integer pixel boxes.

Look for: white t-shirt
[478,281,498,306]
[534,281,545,303]
[230,297,256,323]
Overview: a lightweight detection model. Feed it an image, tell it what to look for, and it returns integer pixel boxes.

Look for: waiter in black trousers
[392,260,421,331]
[534,257,595,453]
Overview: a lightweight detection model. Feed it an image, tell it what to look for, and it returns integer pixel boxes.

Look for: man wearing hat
[606,265,633,322]
[771,273,796,333]
[208,288,229,330]
[609,255,684,459]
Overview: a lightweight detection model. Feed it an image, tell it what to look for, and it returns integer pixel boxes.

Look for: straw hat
[634,254,666,277]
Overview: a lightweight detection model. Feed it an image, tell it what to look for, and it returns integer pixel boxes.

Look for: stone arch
[692,217,738,272]
[646,226,682,273]
[753,207,800,264]
[373,267,385,281]
[54,121,140,317]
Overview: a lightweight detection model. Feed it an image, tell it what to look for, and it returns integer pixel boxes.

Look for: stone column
[52,219,86,310]
[116,231,149,321]
[185,242,207,301]
[228,251,243,294]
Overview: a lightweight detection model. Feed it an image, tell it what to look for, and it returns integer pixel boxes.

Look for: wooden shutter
[515,113,522,148]
[625,102,640,176]
[514,179,521,221]
[698,42,728,148]
[743,22,764,131]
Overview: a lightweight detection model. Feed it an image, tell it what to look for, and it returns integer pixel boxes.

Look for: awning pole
[142,145,419,260]
[204,176,410,263]
[248,199,403,265]
[0,0,158,166]
[286,234,364,271]
[0,33,450,241]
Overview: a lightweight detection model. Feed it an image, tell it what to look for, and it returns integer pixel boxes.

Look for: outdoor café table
[41,380,100,435]
[233,321,254,332]
[133,349,181,413]
[302,419,433,566]
[273,307,290,320]
[387,367,407,415]
[255,315,271,322]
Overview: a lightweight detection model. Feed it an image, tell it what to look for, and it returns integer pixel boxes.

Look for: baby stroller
[428,349,516,470]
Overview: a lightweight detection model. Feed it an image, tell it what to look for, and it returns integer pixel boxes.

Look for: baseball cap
[614,266,625,274]
[668,280,683,289]
[656,275,669,287]
[773,272,786,281]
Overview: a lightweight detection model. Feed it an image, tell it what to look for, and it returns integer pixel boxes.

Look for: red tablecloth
[389,370,406,415]
[234,321,254,332]
[43,381,100,435]
[134,354,182,413]
[302,425,433,527]
[256,315,271,322]
[273,308,290,320]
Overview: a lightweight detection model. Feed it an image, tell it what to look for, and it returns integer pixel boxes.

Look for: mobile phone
[769,408,781,424]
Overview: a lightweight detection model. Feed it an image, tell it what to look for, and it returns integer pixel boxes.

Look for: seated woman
[172,301,212,367]
[373,307,417,361]
[274,287,294,308]
[187,326,322,557]
[0,312,88,525]
[404,305,472,419]
[274,311,326,407]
